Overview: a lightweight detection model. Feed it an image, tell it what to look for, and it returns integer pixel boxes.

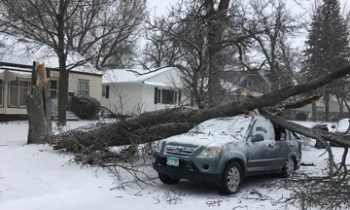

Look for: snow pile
[0,120,348,210]
[102,68,172,84]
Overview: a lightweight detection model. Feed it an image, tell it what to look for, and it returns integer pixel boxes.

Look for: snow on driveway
[0,121,347,210]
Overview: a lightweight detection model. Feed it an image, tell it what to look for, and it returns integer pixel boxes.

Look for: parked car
[312,123,336,148]
[153,115,302,194]
[312,120,350,148]
[336,118,350,133]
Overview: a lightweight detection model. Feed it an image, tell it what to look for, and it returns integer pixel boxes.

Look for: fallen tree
[50,64,350,153]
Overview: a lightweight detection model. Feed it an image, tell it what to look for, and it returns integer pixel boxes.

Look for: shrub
[70,96,100,119]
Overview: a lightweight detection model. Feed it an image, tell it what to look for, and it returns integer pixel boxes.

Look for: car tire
[158,173,180,184]
[281,157,295,178]
[220,162,242,194]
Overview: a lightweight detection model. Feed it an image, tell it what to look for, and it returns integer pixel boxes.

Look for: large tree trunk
[27,87,48,144]
[339,97,344,119]
[50,64,350,152]
[312,101,317,121]
[205,0,230,108]
[27,63,51,144]
[324,91,330,121]
[57,66,68,126]
[57,3,68,126]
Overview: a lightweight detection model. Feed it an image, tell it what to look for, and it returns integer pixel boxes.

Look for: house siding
[0,70,102,116]
[50,71,102,102]
[142,85,180,112]
[101,68,184,116]
[101,83,144,115]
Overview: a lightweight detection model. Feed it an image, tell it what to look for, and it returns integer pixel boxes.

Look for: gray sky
[147,0,176,17]
[147,0,348,16]
[146,0,349,50]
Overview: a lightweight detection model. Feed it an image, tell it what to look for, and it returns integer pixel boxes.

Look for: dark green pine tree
[303,0,350,121]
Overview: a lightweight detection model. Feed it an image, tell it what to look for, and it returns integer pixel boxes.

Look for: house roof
[0,34,102,76]
[102,67,174,84]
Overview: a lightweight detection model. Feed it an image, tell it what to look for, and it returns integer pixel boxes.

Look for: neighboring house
[0,62,102,119]
[221,70,348,121]
[0,35,102,120]
[288,96,349,121]
[220,70,267,104]
[102,67,183,116]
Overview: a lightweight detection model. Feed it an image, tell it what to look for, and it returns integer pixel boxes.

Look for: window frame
[102,84,109,99]
[8,79,31,108]
[49,79,58,99]
[154,87,180,105]
[78,79,89,96]
[0,79,3,107]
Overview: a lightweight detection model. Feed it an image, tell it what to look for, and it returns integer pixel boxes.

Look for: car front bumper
[153,155,222,183]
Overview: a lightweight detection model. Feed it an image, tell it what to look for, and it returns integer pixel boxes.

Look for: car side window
[252,118,275,141]
[274,124,286,141]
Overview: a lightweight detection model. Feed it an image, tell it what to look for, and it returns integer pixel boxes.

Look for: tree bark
[57,1,68,126]
[260,109,350,147]
[27,63,51,144]
[57,65,68,126]
[324,91,330,121]
[206,0,230,108]
[312,101,317,121]
[50,64,350,152]
[27,87,48,144]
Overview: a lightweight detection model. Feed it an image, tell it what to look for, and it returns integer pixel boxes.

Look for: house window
[154,87,180,105]
[9,80,31,107]
[0,80,3,107]
[50,80,58,99]
[102,84,109,99]
[78,79,89,96]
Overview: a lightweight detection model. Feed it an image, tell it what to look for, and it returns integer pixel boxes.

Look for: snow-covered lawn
[0,121,348,210]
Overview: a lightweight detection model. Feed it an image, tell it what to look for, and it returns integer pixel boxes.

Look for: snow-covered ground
[0,120,348,210]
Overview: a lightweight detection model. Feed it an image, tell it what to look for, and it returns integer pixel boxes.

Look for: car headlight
[197,146,223,158]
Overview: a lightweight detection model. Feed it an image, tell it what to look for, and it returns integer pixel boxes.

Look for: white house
[102,67,183,116]
[0,35,102,120]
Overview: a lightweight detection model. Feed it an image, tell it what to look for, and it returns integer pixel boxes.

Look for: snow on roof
[0,34,101,75]
[220,80,263,96]
[102,67,173,84]
[221,80,240,92]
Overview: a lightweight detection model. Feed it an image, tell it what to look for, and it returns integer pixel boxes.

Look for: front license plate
[166,156,179,167]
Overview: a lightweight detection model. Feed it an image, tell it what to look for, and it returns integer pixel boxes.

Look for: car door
[247,117,280,172]
[272,126,291,168]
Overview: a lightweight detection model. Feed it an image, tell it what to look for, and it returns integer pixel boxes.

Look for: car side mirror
[251,134,264,142]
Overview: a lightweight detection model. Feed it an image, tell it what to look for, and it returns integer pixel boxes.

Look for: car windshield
[190,115,253,138]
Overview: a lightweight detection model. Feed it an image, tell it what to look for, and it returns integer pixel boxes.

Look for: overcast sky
[146,0,349,50]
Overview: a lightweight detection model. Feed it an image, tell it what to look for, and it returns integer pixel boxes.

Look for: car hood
[163,131,247,147]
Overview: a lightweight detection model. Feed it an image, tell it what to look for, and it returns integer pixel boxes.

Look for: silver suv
[153,115,302,194]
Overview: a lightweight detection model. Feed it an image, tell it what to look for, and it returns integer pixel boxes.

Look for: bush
[70,96,100,119]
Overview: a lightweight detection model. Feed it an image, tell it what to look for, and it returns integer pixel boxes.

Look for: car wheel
[158,173,180,184]
[282,157,295,178]
[220,162,242,194]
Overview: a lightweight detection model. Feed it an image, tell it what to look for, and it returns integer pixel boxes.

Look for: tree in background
[142,17,182,68]
[142,0,301,108]
[244,0,301,91]
[0,0,146,125]
[142,0,254,108]
[303,0,350,121]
